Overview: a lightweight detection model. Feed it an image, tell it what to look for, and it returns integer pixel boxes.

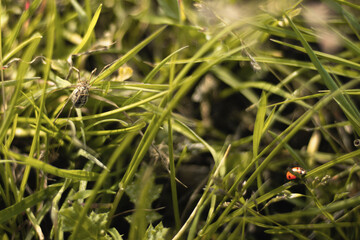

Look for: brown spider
[53,67,97,123]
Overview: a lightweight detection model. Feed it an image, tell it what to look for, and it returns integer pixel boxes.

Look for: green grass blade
[4,0,42,52]
[72,134,137,238]
[143,45,188,83]
[253,92,267,157]
[240,80,358,195]
[0,35,41,144]
[286,14,360,135]
[71,4,102,55]
[168,118,181,231]
[6,150,99,181]
[271,39,360,71]
[0,184,62,224]
[3,33,43,64]
[92,26,167,85]
[174,120,217,159]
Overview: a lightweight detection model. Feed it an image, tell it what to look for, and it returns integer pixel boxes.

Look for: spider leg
[98,60,116,75]
[88,68,97,86]
[53,93,72,123]
[90,68,97,79]
[2,55,46,69]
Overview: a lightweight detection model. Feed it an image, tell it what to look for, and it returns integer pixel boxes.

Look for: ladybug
[286,167,306,180]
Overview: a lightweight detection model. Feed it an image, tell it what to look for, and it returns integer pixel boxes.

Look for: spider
[53,66,97,123]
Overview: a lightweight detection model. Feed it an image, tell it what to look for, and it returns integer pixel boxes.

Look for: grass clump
[1,0,360,239]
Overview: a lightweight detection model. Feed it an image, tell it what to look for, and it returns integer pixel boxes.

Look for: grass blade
[286,14,360,135]
[71,4,102,55]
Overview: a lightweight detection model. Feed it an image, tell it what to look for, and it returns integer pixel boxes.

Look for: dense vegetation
[1,0,360,239]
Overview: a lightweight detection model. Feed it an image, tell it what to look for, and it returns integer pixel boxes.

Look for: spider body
[71,83,90,108]
[53,68,97,123]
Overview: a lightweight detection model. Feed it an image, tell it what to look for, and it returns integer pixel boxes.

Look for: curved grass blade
[71,4,102,55]
[144,45,188,83]
[6,150,98,181]
[3,33,43,64]
[92,26,167,85]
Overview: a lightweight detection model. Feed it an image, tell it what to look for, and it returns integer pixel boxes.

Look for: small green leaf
[125,166,163,208]
[107,228,123,240]
[60,202,111,239]
[72,4,102,55]
[143,222,169,240]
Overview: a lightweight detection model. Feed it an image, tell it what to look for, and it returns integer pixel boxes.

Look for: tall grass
[1,0,360,239]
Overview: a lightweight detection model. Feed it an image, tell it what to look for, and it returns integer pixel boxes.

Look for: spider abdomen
[71,85,90,108]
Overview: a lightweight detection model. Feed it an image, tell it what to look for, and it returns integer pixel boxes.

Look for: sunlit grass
[1,0,360,239]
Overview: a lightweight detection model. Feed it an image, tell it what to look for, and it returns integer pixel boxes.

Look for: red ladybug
[286,167,306,180]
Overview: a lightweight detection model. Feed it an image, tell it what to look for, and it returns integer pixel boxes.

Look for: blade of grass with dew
[286,14,360,135]
[71,4,102,55]
[92,26,167,85]
[5,150,99,181]
[0,184,62,224]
